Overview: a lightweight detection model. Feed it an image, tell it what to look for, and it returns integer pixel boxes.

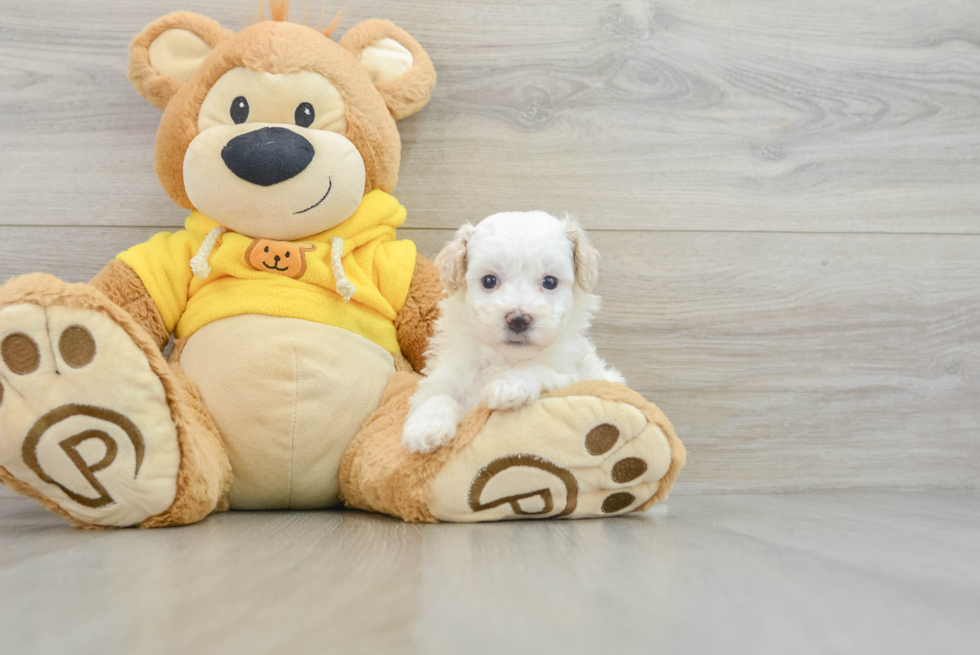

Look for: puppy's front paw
[482,377,540,411]
[402,414,457,454]
[402,397,460,453]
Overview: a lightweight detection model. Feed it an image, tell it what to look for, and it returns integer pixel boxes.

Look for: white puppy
[401,211,624,454]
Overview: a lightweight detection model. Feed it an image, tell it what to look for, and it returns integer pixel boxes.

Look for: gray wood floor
[2,487,978,655]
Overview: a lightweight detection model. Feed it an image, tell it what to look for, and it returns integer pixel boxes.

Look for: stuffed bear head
[127,1,435,240]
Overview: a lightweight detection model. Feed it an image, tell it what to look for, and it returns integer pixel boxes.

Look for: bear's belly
[178,315,395,510]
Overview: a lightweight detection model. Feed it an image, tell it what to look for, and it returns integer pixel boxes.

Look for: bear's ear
[341,19,437,120]
[128,11,232,110]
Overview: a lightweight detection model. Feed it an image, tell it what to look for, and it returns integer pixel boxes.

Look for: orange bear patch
[245,238,316,279]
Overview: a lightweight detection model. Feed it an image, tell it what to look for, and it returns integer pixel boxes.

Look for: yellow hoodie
[117,190,416,353]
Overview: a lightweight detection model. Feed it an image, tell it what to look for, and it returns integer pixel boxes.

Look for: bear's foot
[428,381,685,521]
[0,275,220,528]
[340,374,686,522]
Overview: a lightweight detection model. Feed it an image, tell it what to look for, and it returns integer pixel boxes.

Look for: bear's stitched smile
[262,261,290,272]
[294,177,333,215]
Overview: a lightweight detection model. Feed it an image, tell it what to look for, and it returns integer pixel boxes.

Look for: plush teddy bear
[0,2,685,528]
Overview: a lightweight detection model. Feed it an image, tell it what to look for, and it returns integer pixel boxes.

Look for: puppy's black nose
[506,313,532,333]
[221,127,314,186]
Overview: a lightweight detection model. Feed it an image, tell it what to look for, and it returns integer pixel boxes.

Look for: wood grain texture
[2,226,978,493]
[0,0,978,493]
[1,0,980,231]
[1,488,978,654]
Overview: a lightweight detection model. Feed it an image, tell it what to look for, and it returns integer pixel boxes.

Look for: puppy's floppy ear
[341,19,437,120]
[435,223,475,295]
[564,217,600,292]
[128,12,232,110]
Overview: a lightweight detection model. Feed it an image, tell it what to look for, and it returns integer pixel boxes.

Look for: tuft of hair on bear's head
[252,0,343,37]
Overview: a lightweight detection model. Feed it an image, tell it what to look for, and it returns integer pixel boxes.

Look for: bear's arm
[394,254,442,373]
[90,260,170,351]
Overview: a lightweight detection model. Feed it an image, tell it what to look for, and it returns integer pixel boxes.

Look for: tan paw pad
[428,393,674,522]
[0,303,180,527]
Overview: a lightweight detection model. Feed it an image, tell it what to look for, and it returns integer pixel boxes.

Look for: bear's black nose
[221,127,314,187]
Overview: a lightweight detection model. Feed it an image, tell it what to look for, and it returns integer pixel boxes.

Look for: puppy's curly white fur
[402,211,624,453]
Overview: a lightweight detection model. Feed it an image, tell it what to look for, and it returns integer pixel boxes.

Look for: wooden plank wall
[1,0,978,493]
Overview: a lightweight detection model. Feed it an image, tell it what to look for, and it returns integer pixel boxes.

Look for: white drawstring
[331,237,356,302]
[190,226,228,279]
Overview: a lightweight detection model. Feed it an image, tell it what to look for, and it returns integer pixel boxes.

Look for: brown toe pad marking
[585,423,620,455]
[601,492,636,513]
[611,457,648,483]
[2,333,40,374]
[59,326,97,368]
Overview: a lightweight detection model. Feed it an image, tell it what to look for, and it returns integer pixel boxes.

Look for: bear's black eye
[542,276,558,290]
[264,246,269,253]
[285,251,291,258]
[230,96,249,124]
[481,275,498,290]
[295,102,315,128]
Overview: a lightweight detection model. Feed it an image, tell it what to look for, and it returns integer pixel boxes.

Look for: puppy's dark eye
[230,96,249,124]
[295,102,315,128]
[481,275,498,290]
[542,276,558,290]
[285,251,291,258]
[263,246,269,253]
